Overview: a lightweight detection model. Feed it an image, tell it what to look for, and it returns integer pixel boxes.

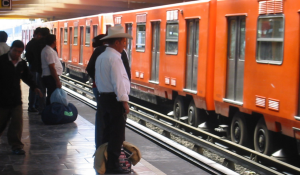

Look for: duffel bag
[41,102,78,125]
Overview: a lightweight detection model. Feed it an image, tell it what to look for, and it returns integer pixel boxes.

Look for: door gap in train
[60,28,63,58]
[69,27,72,62]
[151,22,160,83]
[225,16,246,102]
[125,23,132,67]
[80,26,84,64]
[185,19,199,91]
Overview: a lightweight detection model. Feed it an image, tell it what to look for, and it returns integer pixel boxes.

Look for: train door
[60,28,63,57]
[225,17,246,103]
[69,27,72,61]
[185,19,199,92]
[79,26,84,63]
[125,23,132,66]
[150,22,160,83]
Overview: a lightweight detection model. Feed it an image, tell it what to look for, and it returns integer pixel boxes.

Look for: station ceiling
[0,0,194,20]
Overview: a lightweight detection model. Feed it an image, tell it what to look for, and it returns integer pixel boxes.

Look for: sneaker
[12,149,25,155]
[28,108,38,112]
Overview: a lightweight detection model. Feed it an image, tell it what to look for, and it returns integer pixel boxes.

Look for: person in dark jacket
[0,40,42,155]
[26,27,42,112]
[86,33,131,150]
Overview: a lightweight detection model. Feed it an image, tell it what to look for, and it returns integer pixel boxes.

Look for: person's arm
[110,57,130,114]
[21,61,43,97]
[49,63,62,88]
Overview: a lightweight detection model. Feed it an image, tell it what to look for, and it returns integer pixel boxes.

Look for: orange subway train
[21,0,300,156]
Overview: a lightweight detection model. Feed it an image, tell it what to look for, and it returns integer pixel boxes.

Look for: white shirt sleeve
[45,49,56,65]
[110,57,129,102]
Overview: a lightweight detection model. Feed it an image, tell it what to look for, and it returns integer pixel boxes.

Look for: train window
[85,26,90,46]
[50,29,53,34]
[256,15,284,64]
[64,28,68,45]
[165,22,179,54]
[136,23,146,52]
[74,27,78,45]
[54,28,57,35]
[93,25,98,37]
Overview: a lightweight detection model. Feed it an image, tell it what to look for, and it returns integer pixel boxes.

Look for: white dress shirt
[95,47,130,102]
[0,42,10,56]
[41,45,63,77]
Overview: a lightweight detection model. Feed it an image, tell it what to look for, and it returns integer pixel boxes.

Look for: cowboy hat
[100,25,133,40]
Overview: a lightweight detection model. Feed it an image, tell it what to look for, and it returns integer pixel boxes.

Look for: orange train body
[22,0,300,154]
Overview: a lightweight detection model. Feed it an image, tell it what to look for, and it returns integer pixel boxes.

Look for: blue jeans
[93,87,102,149]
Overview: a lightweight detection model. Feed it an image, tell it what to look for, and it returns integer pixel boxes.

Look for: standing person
[95,25,132,174]
[0,31,10,56]
[26,27,42,112]
[0,40,42,155]
[41,34,63,105]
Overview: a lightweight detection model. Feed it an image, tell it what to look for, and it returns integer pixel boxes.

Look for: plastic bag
[50,88,68,106]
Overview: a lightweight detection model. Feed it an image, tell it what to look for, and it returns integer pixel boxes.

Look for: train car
[213,0,300,155]
[20,0,300,157]
[55,14,113,81]
[113,0,216,128]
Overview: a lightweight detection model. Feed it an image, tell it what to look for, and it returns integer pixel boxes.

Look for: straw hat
[100,25,133,40]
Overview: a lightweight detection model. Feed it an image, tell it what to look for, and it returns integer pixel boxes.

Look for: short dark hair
[41,27,50,37]
[105,38,124,46]
[34,27,42,36]
[11,40,24,49]
[0,31,8,42]
[92,34,107,48]
[45,34,56,46]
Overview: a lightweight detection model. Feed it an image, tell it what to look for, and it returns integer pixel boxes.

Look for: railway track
[61,75,300,175]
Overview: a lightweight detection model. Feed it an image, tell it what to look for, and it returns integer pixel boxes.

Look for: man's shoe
[12,149,25,155]
[28,108,38,112]
[105,167,131,174]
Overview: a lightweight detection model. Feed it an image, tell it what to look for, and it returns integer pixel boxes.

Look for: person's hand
[56,81,62,88]
[123,102,130,114]
[34,88,43,97]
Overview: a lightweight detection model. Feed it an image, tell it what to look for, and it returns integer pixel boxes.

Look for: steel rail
[60,76,300,175]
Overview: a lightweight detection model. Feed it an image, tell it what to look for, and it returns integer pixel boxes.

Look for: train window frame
[256,14,285,65]
[73,27,78,45]
[136,23,146,52]
[165,21,179,55]
[64,28,68,45]
[85,25,91,47]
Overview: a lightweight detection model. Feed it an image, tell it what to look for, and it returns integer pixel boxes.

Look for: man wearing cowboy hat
[95,25,132,174]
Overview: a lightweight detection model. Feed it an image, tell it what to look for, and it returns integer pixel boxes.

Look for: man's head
[92,34,107,48]
[33,27,42,39]
[101,25,132,53]
[45,34,56,48]
[9,40,24,60]
[40,27,50,37]
[0,31,8,42]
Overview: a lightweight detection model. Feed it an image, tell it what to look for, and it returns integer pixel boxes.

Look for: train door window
[125,23,132,66]
[60,28,63,57]
[136,23,146,52]
[69,27,72,62]
[54,28,57,35]
[64,28,68,45]
[150,22,160,83]
[85,26,90,46]
[79,26,84,63]
[185,19,199,92]
[93,25,98,37]
[256,15,284,64]
[165,22,178,54]
[74,27,78,45]
[225,16,246,103]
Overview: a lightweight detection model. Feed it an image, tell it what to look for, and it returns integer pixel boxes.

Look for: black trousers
[99,93,126,170]
[42,75,57,105]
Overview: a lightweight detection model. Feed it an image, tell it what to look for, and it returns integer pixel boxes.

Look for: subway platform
[0,83,165,175]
